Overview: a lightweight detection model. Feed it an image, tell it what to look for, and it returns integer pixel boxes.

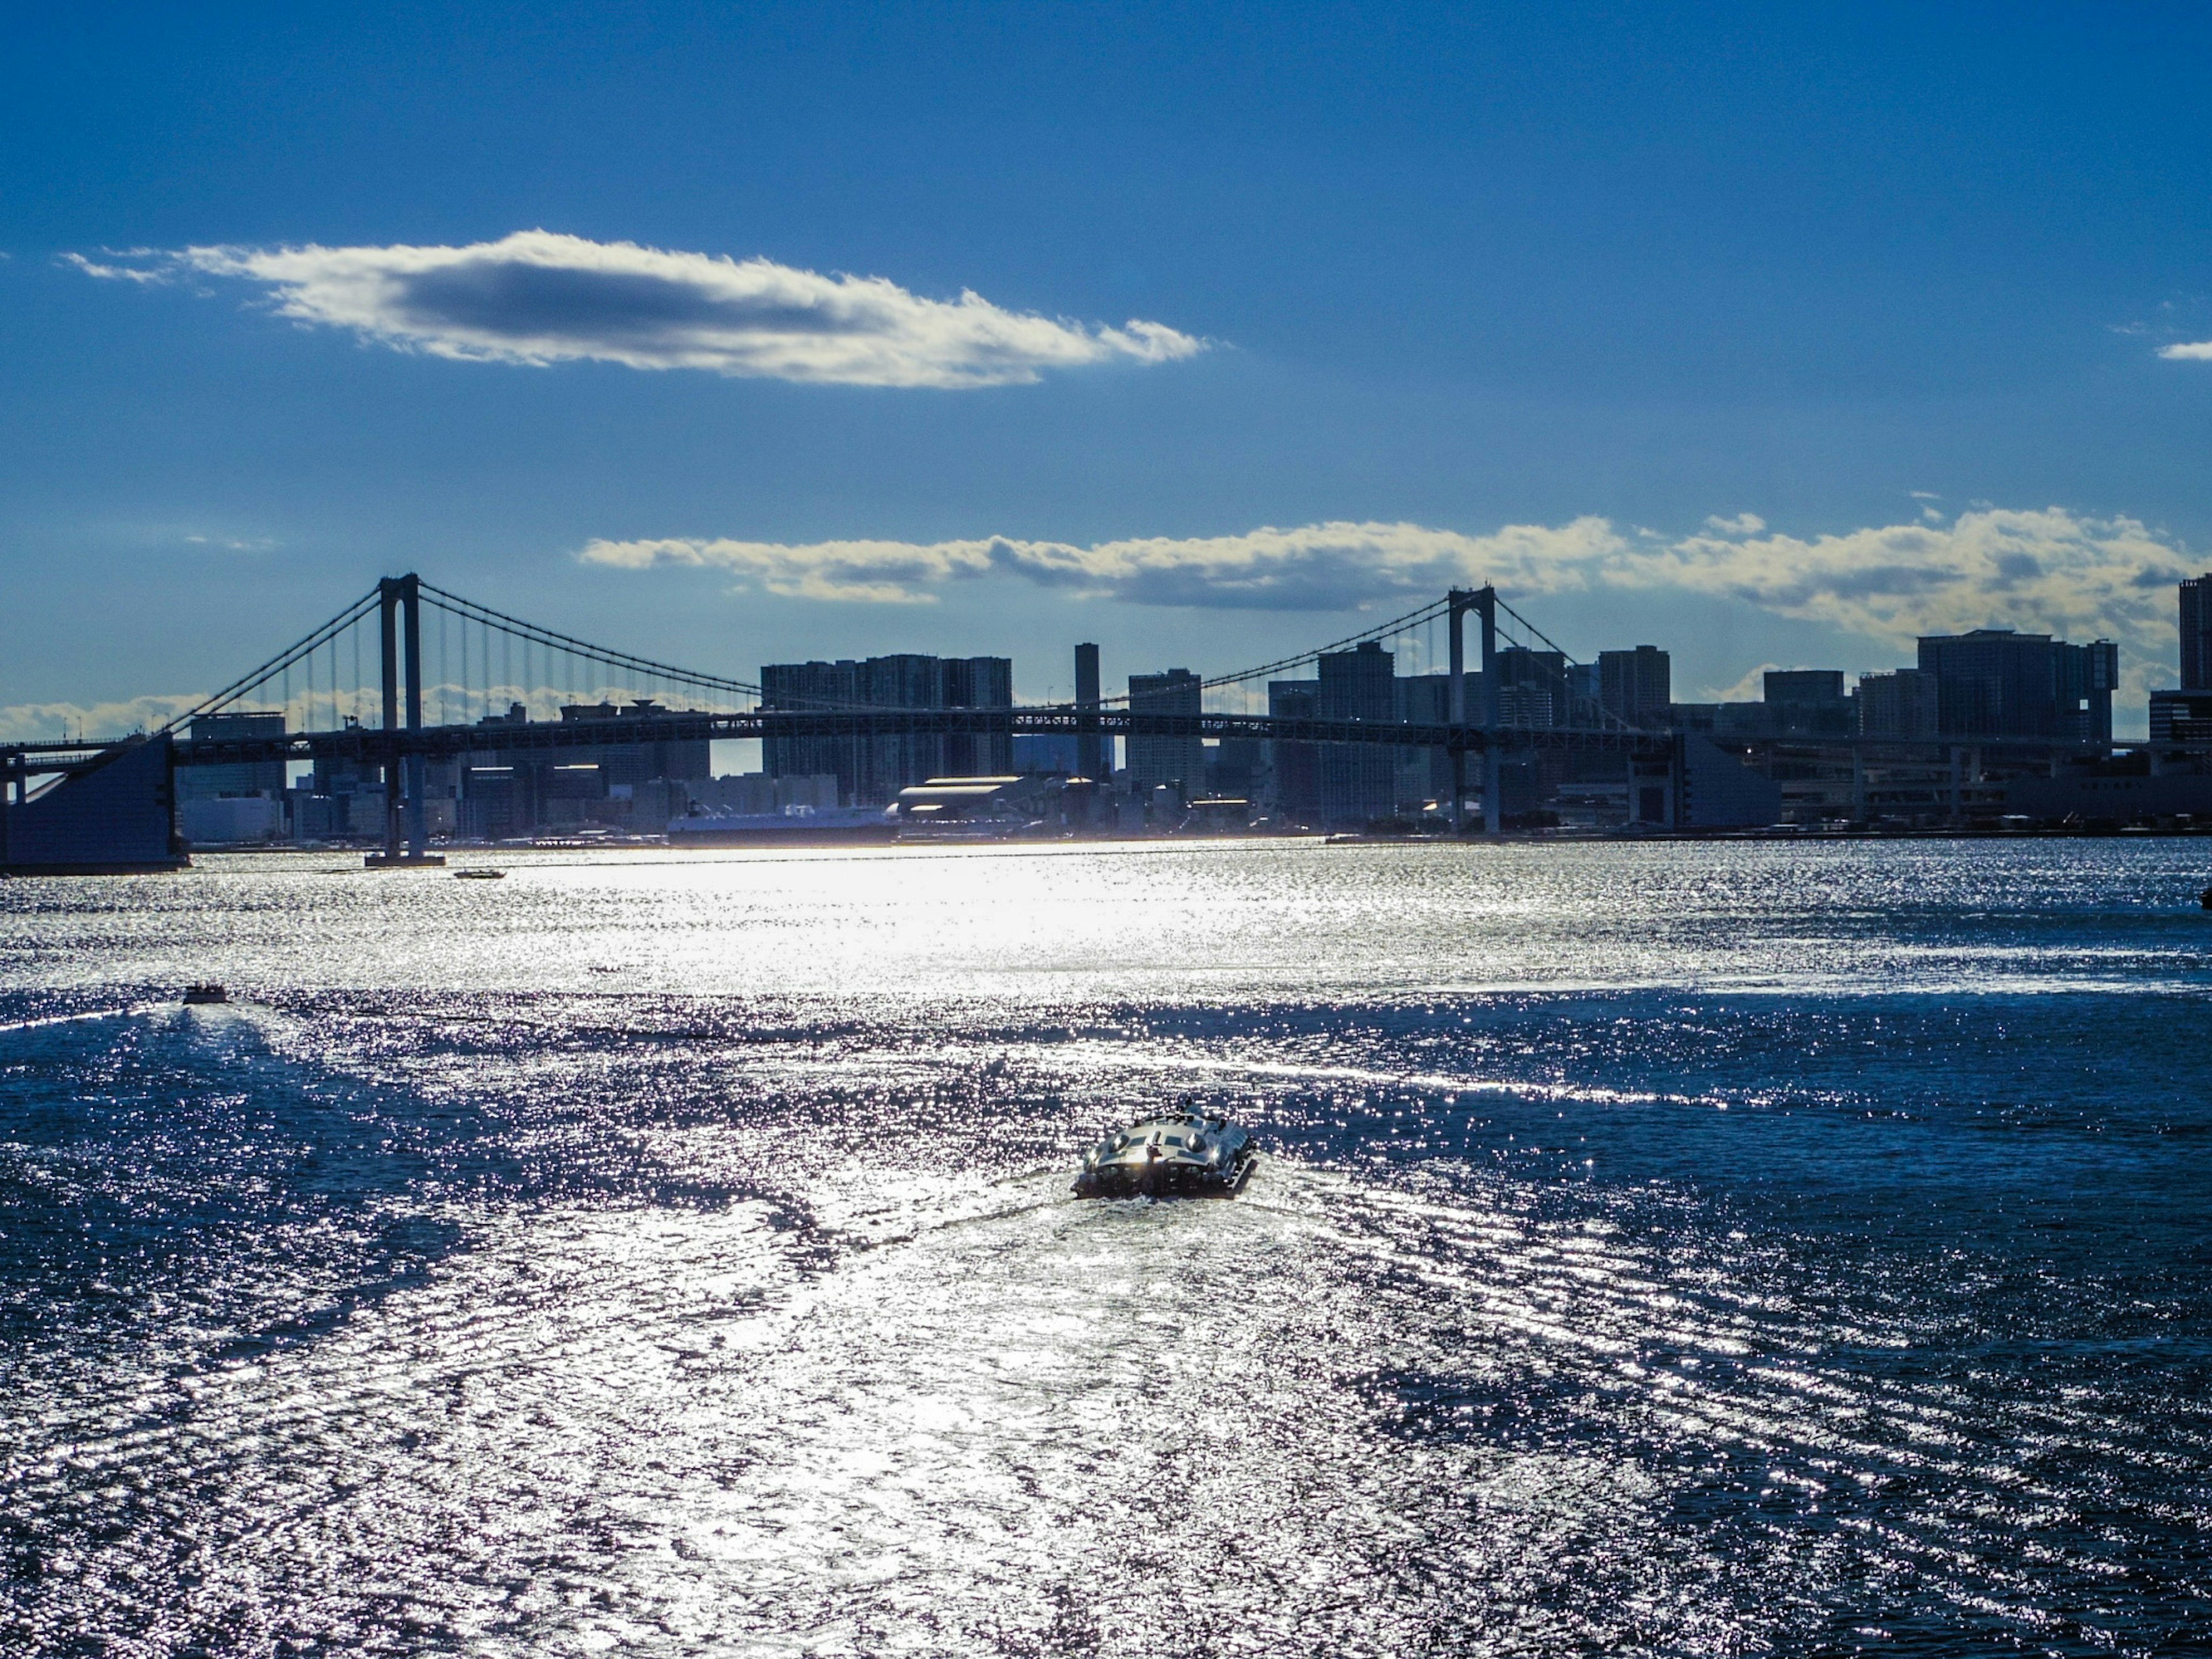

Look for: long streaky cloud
[580,520,1627,608]
[70,231,1206,388]
[583,506,2196,671]
[2159,341,2212,361]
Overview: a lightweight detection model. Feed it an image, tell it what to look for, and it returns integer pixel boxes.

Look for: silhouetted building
[1599,646,1671,729]
[1494,647,1569,729]
[460,766,532,840]
[1074,642,1106,781]
[1207,737,1264,800]
[2183,575,2212,690]
[1317,641,1396,825]
[1126,669,1205,797]
[1763,670,1854,738]
[1855,669,1939,740]
[1268,680,1321,824]
[1566,662,1600,721]
[548,700,711,791]
[2150,690,2212,746]
[179,711,287,801]
[761,653,1014,802]
[1395,671,1456,804]
[1916,630,2116,744]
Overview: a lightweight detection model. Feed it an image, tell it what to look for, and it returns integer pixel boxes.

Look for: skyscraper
[762,652,1013,802]
[177,711,288,801]
[1915,630,2116,744]
[1317,640,1397,825]
[1267,680,1321,824]
[1125,668,1205,796]
[1854,669,1938,740]
[1074,642,1105,781]
[1598,646,1671,729]
[2181,575,2212,690]
[1493,647,1569,729]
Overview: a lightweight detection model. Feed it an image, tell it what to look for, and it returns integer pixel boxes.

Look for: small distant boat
[2200,884,2212,911]
[1073,1112,1256,1200]
[455,869,507,881]
[181,983,229,1005]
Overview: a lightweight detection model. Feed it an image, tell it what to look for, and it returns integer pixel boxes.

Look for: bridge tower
[1446,587,1501,835]
[368,574,442,868]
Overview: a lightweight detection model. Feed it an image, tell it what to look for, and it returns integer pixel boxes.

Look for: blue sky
[6,1,2211,734]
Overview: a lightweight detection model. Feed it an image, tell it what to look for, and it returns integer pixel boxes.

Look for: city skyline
[9,5,2212,736]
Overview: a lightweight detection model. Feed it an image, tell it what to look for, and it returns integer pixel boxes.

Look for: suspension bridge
[1,574,1677,872]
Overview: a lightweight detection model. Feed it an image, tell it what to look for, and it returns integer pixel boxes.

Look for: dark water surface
[3,840,2210,1656]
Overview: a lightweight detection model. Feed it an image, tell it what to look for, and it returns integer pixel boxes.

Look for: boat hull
[1071,1115,1256,1200]
[1072,1153,1252,1200]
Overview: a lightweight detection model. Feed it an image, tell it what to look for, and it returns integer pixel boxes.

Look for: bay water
[3,839,2209,1655]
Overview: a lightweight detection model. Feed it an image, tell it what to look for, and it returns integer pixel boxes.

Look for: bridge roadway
[6,706,1671,778]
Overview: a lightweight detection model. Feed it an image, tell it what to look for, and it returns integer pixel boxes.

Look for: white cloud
[0,695,202,744]
[1710,664,1783,703]
[586,505,2200,676]
[77,230,1205,388]
[581,519,1625,608]
[60,250,171,285]
[2158,341,2212,361]
[1614,507,2191,660]
[1702,512,1766,535]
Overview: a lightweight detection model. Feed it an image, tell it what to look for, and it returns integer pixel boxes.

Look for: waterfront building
[1598,646,1671,729]
[1855,669,1940,740]
[442,699,712,836]
[1267,680,1321,824]
[1493,647,1570,729]
[1763,670,1854,738]
[1394,670,1456,806]
[2183,574,2212,690]
[179,711,287,801]
[1206,737,1264,801]
[1317,641,1396,825]
[1074,642,1107,781]
[1915,630,2116,744]
[760,653,1014,802]
[1124,668,1205,797]
[2149,690,2212,747]
[1566,661,1600,722]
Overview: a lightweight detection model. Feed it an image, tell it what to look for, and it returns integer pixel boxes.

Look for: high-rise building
[1854,669,1939,740]
[762,653,1014,801]
[2181,575,2212,690]
[1565,662,1600,724]
[1074,642,1105,781]
[179,711,287,801]
[1317,640,1397,825]
[759,658,863,790]
[1491,647,1570,729]
[1125,669,1205,796]
[1394,671,1455,805]
[1598,646,1671,729]
[943,657,1013,778]
[1763,670,1853,738]
[1267,680,1321,824]
[1916,630,2116,744]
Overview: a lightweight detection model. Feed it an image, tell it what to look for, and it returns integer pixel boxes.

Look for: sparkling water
[4,840,2209,1654]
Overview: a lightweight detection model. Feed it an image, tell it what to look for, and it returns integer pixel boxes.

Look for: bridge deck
[7,707,1674,776]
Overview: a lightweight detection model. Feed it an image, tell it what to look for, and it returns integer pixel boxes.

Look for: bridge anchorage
[2,572,1688,874]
